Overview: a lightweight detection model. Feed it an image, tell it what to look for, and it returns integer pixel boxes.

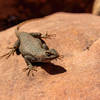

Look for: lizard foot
[41,32,56,39]
[23,66,37,76]
[0,47,15,59]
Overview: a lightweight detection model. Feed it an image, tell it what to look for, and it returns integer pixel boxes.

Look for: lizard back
[18,32,45,56]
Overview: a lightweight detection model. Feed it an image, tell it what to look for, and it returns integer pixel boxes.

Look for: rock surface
[0,12,100,100]
[92,0,100,15]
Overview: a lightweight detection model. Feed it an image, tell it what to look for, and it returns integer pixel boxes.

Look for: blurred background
[0,0,95,31]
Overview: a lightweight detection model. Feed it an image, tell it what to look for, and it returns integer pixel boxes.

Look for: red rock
[0,12,100,100]
[92,0,100,15]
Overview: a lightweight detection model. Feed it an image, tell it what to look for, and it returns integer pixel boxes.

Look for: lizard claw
[27,67,37,76]
[7,47,14,49]
[23,66,37,76]
[0,47,15,59]
[42,32,56,39]
[23,67,29,71]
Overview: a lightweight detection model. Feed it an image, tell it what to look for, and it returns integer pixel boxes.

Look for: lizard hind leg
[0,40,20,59]
[0,47,16,59]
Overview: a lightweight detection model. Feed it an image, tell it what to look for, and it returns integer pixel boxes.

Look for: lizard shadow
[32,62,67,75]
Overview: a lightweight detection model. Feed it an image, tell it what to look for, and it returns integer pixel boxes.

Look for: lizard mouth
[46,54,64,62]
[44,54,60,62]
[35,54,61,63]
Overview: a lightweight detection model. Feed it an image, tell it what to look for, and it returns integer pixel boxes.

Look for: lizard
[1,20,60,76]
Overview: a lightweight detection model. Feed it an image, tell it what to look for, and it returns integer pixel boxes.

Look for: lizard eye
[45,52,51,56]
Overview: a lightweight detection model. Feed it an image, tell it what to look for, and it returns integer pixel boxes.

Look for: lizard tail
[15,19,34,37]
[15,25,20,37]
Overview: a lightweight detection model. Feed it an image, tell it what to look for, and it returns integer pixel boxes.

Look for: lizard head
[33,49,61,63]
[39,49,59,62]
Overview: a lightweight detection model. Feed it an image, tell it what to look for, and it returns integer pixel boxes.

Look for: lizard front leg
[0,40,20,59]
[30,32,56,39]
[23,55,37,76]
